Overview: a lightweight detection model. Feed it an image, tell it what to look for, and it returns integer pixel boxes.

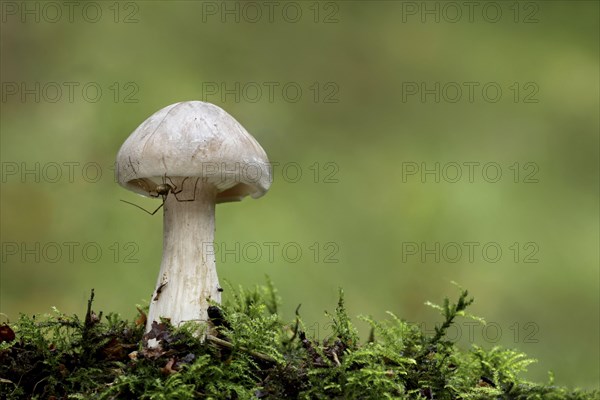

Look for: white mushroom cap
[117,101,271,203]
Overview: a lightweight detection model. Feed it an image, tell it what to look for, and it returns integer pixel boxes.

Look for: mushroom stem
[145,178,220,333]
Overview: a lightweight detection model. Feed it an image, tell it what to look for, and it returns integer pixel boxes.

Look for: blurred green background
[1,0,598,389]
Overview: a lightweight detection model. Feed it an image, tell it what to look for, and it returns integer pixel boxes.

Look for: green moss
[0,282,596,399]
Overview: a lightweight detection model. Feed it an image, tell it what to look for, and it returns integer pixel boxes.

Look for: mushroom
[116,101,271,332]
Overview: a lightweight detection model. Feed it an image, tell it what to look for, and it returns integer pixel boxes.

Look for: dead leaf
[141,321,172,359]
[103,337,126,360]
[160,357,177,375]
[58,364,68,378]
[135,307,147,327]
[0,324,15,343]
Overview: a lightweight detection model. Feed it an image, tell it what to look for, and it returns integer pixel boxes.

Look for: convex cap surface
[117,101,271,202]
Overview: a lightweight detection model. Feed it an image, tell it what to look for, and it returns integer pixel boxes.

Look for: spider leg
[172,177,200,202]
[167,176,189,195]
[165,174,177,188]
[120,199,164,215]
